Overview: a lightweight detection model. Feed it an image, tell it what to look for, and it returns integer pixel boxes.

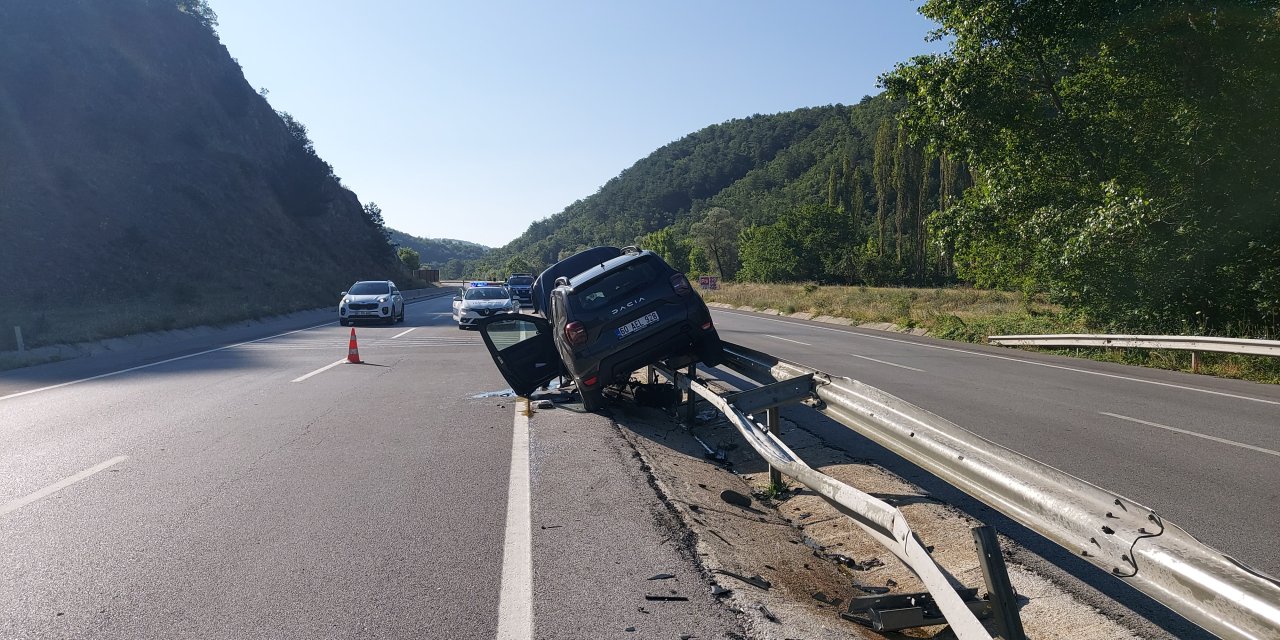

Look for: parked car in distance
[339,280,404,326]
[506,273,534,307]
[453,284,519,329]
[477,246,722,410]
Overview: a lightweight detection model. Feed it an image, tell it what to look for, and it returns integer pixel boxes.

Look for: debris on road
[713,569,771,591]
[648,573,676,581]
[644,594,690,601]
[758,604,779,623]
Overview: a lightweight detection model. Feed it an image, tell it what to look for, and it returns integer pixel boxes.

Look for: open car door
[477,314,564,396]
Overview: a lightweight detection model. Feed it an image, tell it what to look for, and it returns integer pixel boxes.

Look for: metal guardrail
[716,341,1280,640]
[652,361,997,639]
[988,334,1280,372]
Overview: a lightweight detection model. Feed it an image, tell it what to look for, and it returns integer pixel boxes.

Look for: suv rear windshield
[350,282,389,295]
[570,258,661,313]
[507,276,534,286]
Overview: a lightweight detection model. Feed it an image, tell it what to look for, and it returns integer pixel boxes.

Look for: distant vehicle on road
[452,285,518,329]
[477,246,723,411]
[506,273,534,306]
[339,280,404,326]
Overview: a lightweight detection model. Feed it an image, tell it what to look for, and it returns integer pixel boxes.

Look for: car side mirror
[340,291,347,296]
[453,296,462,302]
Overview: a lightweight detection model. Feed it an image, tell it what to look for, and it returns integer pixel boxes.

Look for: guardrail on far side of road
[988,333,1280,373]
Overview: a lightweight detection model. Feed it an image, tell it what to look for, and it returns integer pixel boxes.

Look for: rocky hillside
[0,0,400,348]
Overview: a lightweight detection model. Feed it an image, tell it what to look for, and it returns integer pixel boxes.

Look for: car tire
[339,318,349,327]
[580,386,605,412]
[385,313,395,326]
[396,307,405,323]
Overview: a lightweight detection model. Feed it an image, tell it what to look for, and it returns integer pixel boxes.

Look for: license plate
[616,311,659,339]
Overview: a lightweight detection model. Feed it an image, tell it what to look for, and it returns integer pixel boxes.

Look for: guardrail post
[971,526,1026,640]
[684,364,697,424]
[765,407,782,488]
[14,326,23,353]
[646,365,657,385]
[1191,350,1201,374]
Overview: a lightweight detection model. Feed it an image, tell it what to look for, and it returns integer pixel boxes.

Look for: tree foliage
[397,247,420,271]
[883,1,1280,332]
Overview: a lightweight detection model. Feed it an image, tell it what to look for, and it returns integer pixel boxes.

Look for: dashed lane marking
[1,456,128,517]
[848,353,925,372]
[1099,412,1280,458]
[291,359,347,383]
[765,334,811,346]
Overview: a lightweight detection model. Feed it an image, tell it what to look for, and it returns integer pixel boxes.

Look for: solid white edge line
[1099,412,1280,458]
[1,456,128,517]
[390,327,417,340]
[291,359,347,383]
[765,334,812,346]
[849,353,926,372]
[496,400,533,639]
[713,308,1280,407]
[0,321,338,403]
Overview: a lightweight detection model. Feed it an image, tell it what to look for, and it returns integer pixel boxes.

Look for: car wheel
[396,307,404,323]
[385,313,395,326]
[339,318,349,326]
[580,386,604,412]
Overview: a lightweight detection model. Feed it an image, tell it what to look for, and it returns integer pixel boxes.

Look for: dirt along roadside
[603,370,1163,639]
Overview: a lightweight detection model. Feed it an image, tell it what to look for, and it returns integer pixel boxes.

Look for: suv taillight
[670,273,692,296]
[564,321,588,348]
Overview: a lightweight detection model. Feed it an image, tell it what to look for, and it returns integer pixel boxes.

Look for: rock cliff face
[0,0,398,320]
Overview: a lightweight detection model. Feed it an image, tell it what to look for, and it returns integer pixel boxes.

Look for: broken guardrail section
[652,361,1001,639]
[717,340,1280,640]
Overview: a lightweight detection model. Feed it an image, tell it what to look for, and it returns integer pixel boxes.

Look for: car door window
[478,315,562,395]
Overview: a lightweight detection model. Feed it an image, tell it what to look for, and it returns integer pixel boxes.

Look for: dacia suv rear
[474,247,722,411]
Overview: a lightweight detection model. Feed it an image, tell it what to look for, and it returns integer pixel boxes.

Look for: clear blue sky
[211,1,944,248]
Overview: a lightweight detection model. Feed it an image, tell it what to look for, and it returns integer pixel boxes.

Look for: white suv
[339,281,404,326]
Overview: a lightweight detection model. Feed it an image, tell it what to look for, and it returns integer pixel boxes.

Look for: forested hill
[387,230,489,274]
[0,0,399,342]
[487,104,860,269]
[479,95,958,288]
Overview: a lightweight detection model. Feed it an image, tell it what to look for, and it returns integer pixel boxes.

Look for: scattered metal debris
[648,573,676,581]
[711,585,732,597]
[644,594,689,601]
[539,524,562,530]
[758,604,779,623]
[713,569,771,590]
[812,591,843,607]
[532,399,554,409]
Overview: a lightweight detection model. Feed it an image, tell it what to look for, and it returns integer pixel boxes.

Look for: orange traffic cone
[347,327,362,364]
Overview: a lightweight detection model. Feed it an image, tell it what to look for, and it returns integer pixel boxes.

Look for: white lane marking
[291,359,347,383]
[1099,412,1280,457]
[390,327,416,339]
[0,321,337,403]
[1,456,128,517]
[496,400,533,639]
[849,353,925,372]
[765,334,811,346]
[713,309,1280,407]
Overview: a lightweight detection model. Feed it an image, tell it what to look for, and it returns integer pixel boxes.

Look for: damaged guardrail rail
[652,361,998,639]
[715,341,1280,640]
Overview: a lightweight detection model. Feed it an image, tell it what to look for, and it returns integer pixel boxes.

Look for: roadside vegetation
[704,283,1280,385]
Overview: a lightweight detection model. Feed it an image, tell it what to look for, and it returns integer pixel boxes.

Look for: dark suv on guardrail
[477,247,722,410]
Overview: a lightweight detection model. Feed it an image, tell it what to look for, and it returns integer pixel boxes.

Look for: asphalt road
[709,307,1280,580]
[0,297,740,639]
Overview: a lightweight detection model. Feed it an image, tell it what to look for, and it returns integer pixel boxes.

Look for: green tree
[690,207,741,280]
[397,247,420,271]
[505,255,535,276]
[175,0,217,32]
[884,0,1280,331]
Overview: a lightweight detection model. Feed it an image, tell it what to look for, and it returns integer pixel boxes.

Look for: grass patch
[703,283,1280,384]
